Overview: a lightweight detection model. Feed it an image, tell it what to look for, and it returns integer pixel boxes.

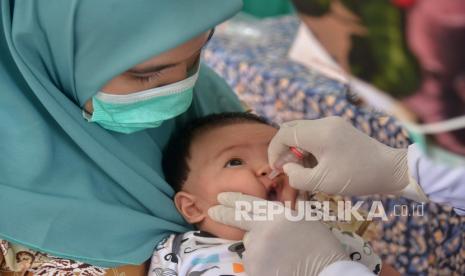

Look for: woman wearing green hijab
[0,0,243,272]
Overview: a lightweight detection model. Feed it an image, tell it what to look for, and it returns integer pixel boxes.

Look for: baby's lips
[268,178,285,202]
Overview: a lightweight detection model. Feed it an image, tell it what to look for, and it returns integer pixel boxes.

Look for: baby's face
[178,123,298,240]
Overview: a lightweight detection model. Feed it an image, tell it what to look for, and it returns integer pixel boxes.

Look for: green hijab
[0,0,243,268]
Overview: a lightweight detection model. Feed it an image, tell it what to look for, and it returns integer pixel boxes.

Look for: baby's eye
[224,158,244,168]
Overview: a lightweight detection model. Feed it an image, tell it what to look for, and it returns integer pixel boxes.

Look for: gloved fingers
[283,162,320,192]
[217,192,266,209]
[242,231,252,247]
[268,120,302,166]
[268,137,293,168]
[269,120,326,166]
[208,205,253,231]
[217,192,287,216]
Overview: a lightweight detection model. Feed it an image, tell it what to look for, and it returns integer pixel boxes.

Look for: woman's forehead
[128,32,209,73]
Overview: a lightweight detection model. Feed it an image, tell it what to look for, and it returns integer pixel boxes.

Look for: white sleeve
[319,261,375,276]
[408,144,465,215]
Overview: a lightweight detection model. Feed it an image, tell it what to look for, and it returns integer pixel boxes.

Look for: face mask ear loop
[198,28,215,51]
[206,28,215,44]
[403,116,465,166]
[405,115,465,135]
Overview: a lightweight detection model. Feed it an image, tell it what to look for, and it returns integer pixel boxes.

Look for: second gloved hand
[208,192,349,276]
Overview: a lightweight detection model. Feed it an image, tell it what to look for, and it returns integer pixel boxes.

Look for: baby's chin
[217,225,246,241]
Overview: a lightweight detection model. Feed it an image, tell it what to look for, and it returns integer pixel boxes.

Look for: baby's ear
[174,192,206,224]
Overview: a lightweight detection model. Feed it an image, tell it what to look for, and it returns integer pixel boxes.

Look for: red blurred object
[403,0,465,155]
[392,0,416,9]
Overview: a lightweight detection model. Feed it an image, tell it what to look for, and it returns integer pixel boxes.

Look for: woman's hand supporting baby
[208,192,349,276]
[268,117,428,202]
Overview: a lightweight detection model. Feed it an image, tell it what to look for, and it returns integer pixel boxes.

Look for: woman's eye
[136,71,163,84]
[224,158,244,168]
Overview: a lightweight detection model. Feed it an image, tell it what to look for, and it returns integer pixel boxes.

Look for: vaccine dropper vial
[268,147,307,179]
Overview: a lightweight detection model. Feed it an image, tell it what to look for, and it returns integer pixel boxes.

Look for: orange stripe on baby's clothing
[233,263,244,273]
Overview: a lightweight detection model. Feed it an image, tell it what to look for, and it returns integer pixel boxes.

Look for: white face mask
[403,115,465,166]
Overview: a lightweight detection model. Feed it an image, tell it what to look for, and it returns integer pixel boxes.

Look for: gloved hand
[208,192,349,276]
[268,116,428,202]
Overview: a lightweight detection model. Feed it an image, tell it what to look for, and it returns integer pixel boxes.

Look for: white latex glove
[268,117,428,202]
[208,192,349,276]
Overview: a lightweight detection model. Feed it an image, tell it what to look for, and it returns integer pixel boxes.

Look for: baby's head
[163,112,298,240]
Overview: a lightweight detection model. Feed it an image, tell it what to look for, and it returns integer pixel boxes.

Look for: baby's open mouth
[266,181,282,202]
[267,187,278,201]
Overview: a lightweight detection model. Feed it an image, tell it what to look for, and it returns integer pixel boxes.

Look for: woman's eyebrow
[127,63,178,75]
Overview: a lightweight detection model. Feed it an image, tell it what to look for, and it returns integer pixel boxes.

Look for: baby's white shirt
[149,229,381,276]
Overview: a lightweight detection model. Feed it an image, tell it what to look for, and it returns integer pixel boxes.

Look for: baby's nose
[257,165,275,189]
[257,163,271,178]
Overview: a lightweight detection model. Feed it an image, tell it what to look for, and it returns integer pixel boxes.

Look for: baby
[150,112,387,276]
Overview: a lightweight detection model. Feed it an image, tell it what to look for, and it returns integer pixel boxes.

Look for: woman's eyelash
[136,71,163,83]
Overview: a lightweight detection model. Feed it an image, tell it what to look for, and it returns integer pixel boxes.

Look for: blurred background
[218,0,465,155]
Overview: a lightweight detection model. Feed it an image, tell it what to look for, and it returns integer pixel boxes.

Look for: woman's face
[83,32,210,113]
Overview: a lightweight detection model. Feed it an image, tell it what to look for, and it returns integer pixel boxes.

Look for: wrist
[393,146,429,202]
